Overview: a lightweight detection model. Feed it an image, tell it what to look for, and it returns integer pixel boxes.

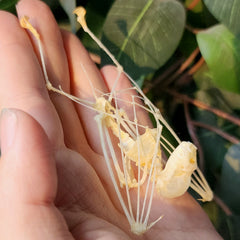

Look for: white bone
[20,11,213,235]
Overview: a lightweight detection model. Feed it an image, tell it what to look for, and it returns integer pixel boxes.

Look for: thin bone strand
[21,14,180,152]
[111,92,155,118]
[143,168,157,226]
[74,8,174,142]
[193,170,211,193]
[146,214,164,231]
[109,97,137,138]
[95,97,146,131]
[37,39,50,86]
[21,14,213,236]
[140,123,162,224]
[22,18,96,109]
[114,93,137,185]
[190,176,213,202]
[96,100,147,137]
[107,91,159,122]
[118,115,137,139]
[80,63,98,100]
[140,129,162,220]
[190,179,208,201]
[160,135,176,152]
[110,110,147,130]
[114,98,135,220]
[74,7,123,72]
[132,96,141,224]
[159,140,173,155]
[55,85,94,106]
[191,168,213,201]
[104,121,126,185]
[118,109,138,137]
[104,119,134,220]
[114,91,170,144]
[124,71,182,144]
[110,86,139,95]
[108,67,123,102]
[196,167,212,190]
[103,89,147,135]
[95,115,133,225]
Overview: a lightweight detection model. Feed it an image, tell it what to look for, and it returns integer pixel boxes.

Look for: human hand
[0,0,222,239]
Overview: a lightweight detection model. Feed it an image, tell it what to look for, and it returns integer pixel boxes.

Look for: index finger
[0,10,63,148]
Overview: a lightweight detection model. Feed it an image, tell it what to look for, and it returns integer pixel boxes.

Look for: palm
[54,145,213,240]
[0,0,221,239]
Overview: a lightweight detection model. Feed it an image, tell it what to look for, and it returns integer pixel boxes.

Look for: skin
[0,0,223,239]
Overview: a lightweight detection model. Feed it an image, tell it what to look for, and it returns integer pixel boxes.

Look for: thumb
[0,108,72,240]
[0,108,57,203]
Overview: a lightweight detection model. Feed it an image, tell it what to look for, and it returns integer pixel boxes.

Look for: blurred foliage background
[1,0,240,239]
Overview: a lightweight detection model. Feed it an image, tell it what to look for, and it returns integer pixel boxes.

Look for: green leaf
[58,0,76,33]
[203,0,240,37]
[217,143,240,214]
[0,0,18,11]
[197,24,240,94]
[203,201,225,230]
[185,0,203,13]
[101,0,186,79]
[226,215,240,240]
[194,64,240,110]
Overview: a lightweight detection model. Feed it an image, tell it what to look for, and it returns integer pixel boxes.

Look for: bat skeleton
[20,8,213,235]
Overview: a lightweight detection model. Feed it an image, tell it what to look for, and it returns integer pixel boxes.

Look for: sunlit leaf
[217,143,240,214]
[203,0,240,37]
[194,64,240,110]
[58,0,76,33]
[197,24,240,94]
[185,0,203,13]
[101,0,186,79]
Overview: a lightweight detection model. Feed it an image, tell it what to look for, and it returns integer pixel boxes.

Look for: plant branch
[165,89,240,127]
[178,47,200,74]
[174,56,205,87]
[187,0,201,11]
[185,24,202,34]
[184,102,205,171]
[188,56,205,75]
[214,194,233,216]
[191,121,240,144]
[143,58,184,94]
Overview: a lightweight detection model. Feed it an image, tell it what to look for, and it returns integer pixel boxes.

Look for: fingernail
[0,109,17,155]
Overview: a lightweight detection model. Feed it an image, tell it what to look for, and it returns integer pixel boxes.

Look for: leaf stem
[187,56,205,75]
[186,0,201,11]
[214,194,233,216]
[184,102,204,170]
[117,0,153,61]
[191,120,240,144]
[178,48,200,74]
[166,89,240,127]
[143,57,184,94]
